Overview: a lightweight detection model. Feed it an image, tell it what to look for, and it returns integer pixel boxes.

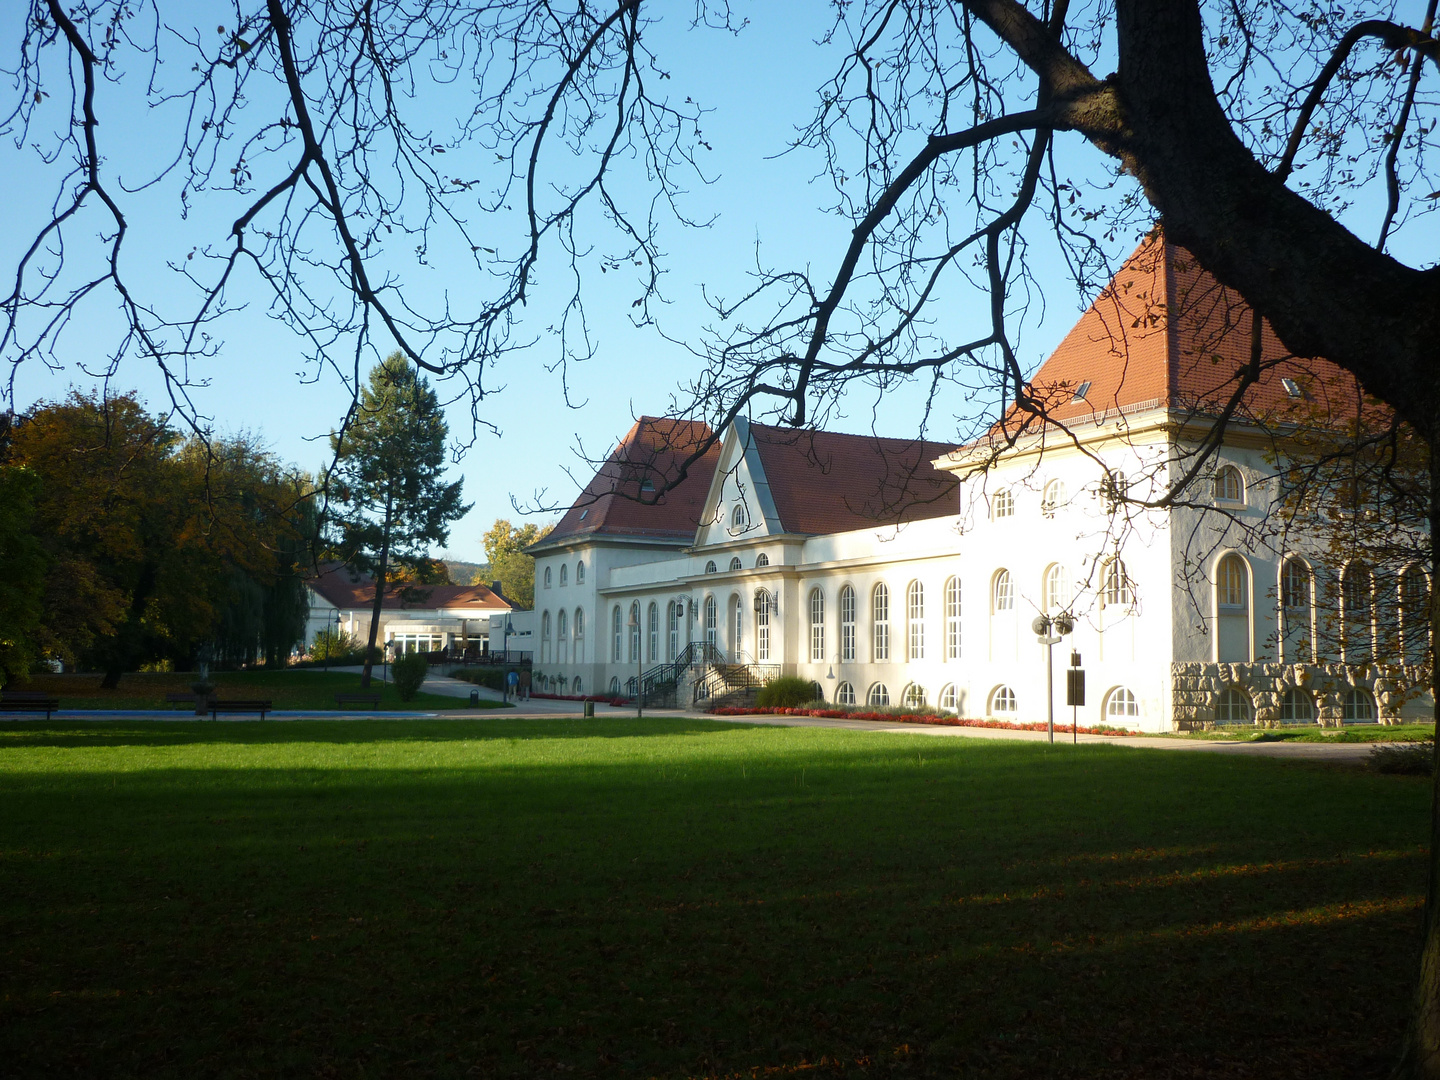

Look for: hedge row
[705,705,1139,736]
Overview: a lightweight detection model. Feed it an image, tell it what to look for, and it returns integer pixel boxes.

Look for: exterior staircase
[692,663,780,710]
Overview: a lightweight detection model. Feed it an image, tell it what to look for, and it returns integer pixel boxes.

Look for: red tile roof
[539,417,720,547]
[308,565,513,611]
[1018,230,1362,429]
[748,423,959,534]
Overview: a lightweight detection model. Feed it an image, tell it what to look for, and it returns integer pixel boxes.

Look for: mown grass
[1170,722,1434,743]
[14,670,508,712]
[0,717,1429,1078]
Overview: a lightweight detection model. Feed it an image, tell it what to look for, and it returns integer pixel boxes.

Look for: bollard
[583,700,595,718]
[469,689,479,707]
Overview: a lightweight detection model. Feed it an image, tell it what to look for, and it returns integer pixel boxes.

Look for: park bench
[166,691,198,704]
[209,699,273,721]
[0,691,60,720]
[334,692,382,709]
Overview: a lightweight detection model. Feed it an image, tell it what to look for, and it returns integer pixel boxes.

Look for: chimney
[491,581,504,597]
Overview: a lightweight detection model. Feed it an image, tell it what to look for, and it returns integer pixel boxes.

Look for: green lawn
[1166,722,1435,743]
[16,669,509,712]
[0,717,1428,1078]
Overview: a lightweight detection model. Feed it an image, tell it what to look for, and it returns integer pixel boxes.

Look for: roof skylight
[1281,377,1302,399]
[1071,380,1092,403]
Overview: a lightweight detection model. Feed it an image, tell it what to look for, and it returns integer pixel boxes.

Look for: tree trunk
[359,496,394,689]
[1395,442,1440,1078]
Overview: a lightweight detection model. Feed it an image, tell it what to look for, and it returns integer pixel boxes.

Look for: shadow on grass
[0,715,745,750]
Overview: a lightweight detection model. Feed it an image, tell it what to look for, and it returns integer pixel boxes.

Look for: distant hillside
[444,559,489,585]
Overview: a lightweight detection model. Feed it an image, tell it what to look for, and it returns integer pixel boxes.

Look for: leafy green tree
[0,466,47,686]
[480,519,552,609]
[328,354,469,687]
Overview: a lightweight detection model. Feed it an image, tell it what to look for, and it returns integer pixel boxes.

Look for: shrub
[391,651,429,701]
[310,628,360,663]
[755,676,822,709]
[1370,737,1435,775]
[452,668,507,691]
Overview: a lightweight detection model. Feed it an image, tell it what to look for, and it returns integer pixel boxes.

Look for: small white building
[306,565,513,655]
[512,234,1432,730]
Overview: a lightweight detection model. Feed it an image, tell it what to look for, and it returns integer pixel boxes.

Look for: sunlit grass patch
[0,716,1428,1078]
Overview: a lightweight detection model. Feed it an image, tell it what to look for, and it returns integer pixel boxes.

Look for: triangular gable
[693,418,784,548]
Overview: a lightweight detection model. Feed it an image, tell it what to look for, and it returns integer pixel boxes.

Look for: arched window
[573,677,582,695]
[611,606,622,662]
[1044,564,1069,613]
[1282,558,1311,609]
[1279,688,1314,723]
[1103,559,1134,608]
[1102,471,1128,511]
[1342,561,1374,662]
[907,581,925,661]
[989,686,1017,715]
[541,610,552,662]
[867,683,890,706]
[1402,565,1432,665]
[729,556,743,571]
[756,553,770,567]
[559,564,568,587]
[704,595,718,648]
[1217,555,1247,609]
[840,585,857,661]
[755,590,771,661]
[557,609,568,664]
[1216,687,1251,724]
[872,583,891,661]
[993,569,1014,612]
[667,602,680,662]
[939,684,957,710]
[705,560,717,574]
[991,488,1014,519]
[1042,479,1067,518]
[576,560,585,584]
[628,601,641,663]
[944,576,962,660]
[1344,688,1376,723]
[836,681,856,706]
[647,602,659,663]
[543,566,553,589]
[731,595,743,657]
[1105,687,1139,719]
[609,676,619,695]
[1281,557,1313,661]
[1214,465,1245,503]
[903,683,926,708]
[809,588,825,662]
[731,504,748,529]
[574,608,585,663]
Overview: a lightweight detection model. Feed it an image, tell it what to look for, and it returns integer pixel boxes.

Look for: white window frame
[809,588,825,663]
[907,581,924,661]
[840,585,857,662]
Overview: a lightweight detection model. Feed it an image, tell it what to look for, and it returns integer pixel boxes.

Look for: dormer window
[755,553,770,567]
[578,509,588,521]
[1071,380,1092,403]
[729,556,743,571]
[639,479,655,494]
[705,560,718,574]
[731,504,748,528]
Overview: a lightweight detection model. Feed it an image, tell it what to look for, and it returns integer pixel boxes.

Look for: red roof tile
[1019,230,1362,428]
[308,565,513,611]
[748,423,959,534]
[539,417,720,547]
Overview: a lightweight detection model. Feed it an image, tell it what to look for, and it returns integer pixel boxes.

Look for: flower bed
[705,704,1139,736]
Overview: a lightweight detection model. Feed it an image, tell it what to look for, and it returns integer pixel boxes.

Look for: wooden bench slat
[0,695,60,720]
[209,699,273,720]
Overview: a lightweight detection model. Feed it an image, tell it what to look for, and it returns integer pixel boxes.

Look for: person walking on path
[505,669,519,703]
[518,668,531,701]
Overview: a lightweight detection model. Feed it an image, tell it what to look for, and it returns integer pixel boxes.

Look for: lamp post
[627,608,642,718]
[1031,612,1074,744]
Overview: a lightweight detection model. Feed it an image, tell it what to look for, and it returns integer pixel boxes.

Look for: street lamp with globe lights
[1031,612,1074,744]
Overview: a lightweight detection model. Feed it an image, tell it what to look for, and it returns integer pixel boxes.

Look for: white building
[505,234,1432,731]
[307,565,513,656]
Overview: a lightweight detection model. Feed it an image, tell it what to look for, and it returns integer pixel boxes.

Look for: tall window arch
[704,595,718,649]
[1281,557,1313,660]
[836,681,856,706]
[574,608,585,663]
[991,488,1014,519]
[840,585,857,661]
[543,565,552,589]
[647,602,659,663]
[576,560,585,584]
[1217,555,1247,608]
[667,602,680,661]
[559,564,568,587]
[944,576,962,660]
[541,610,552,662]
[993,569,1014,612]
[557,609,568,664]
[731,595,743,657]
[1103,559,1133,608]
[612,606,623,662]
[1342,561,1374,662]
[628,601,641,663]
[1215,554,1249,662]
[755,590,772,661]
[1044,564,1069,613]
[809,588,825,662]
[1042,479,1067,518]
[731,503,748,528]
[1402,565,1432,666]
[906,581,924,661]
[1213,464,1245,503]
[872,582,891,661]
